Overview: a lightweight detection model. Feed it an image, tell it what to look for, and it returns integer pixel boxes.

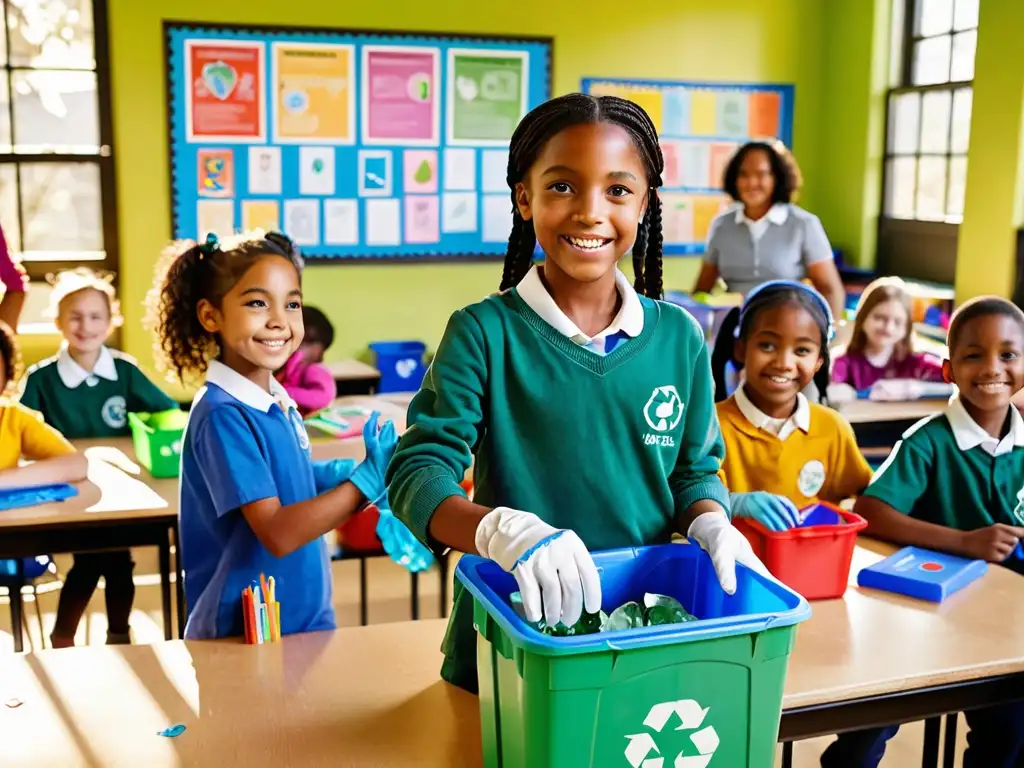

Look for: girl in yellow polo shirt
[714,281,872,530]
[0,320,87,488]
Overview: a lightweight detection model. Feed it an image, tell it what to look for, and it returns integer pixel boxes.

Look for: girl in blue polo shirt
[147,230,397,639]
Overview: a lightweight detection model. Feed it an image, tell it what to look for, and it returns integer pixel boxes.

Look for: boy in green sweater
[386,94,769,693]
[19,268,179,648]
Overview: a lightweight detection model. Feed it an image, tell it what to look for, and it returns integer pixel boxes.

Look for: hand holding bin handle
[242,574,281,644]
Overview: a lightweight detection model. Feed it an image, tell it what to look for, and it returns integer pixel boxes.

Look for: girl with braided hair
[387,93,769,694]
[146,230,399,640]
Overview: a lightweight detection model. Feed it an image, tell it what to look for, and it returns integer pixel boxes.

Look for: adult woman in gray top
[692,141,845,318]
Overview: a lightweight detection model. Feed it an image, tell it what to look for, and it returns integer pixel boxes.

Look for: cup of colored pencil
[242,574,281,644]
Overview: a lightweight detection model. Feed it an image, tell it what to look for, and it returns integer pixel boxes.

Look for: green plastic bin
[456,543,811,768]
[128,410,187,478]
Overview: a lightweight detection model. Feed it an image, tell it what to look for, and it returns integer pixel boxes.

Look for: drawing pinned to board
[248,146,282,195]
[662,88,691,137]
[447,49,528,145]
[362,46,440,145]
[716,91,749,139]
[679,141,711,189]
[284,199,320,245]
[689,91,717,136]
[442,193,477,233]
[443,147,476,191]
[241,200,280,232]
[185,40,265,142]
[324,199,359,245]
[365,198,401,246]
[272,42,354,144]
[749,91,782,138]
[660,193,694,244]
[197,148,234,198]
[709,143,739,189]
[481,149,508,193]
[403,150,438,194]
[358,150,393,197]
[299,146,336,196]
[482,194,512,243]
[405,196,440,243]
[197,199,234,240]
[660,142,680,188]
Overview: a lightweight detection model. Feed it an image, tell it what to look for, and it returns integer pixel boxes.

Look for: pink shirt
[831,350,943,391]
[275,351,336,415]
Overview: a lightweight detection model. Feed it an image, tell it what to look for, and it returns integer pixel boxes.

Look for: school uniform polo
[0,399,74,470]
[179,360,335,639]
[716,386,873,505]
[19,346,178,439]
[705,203,834,297]
[865,396,1024,575]
[515,265,643,355]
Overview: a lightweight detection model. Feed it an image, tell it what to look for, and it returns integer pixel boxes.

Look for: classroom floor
[0,546,967,767]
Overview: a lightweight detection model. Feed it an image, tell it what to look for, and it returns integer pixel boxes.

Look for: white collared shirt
[734,383,811,441]
[203,359,298,413]
[732,202,790,244]
[945,394,1024,457]
[56,345,119,389]
[516,265,644,355]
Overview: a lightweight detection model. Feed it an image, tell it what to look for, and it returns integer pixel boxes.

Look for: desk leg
[780,741,793,768]
[158,533,172,641]
[410,572,420,620]
[922,717,941,768]
[439,552,449,618]
[172,522,185,639]
[942,714,958,768]
[10,559,24,653]
[359,557,368,626]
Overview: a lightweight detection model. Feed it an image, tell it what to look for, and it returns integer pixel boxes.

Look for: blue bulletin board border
[582,76,795,256]
[164,22,553,263]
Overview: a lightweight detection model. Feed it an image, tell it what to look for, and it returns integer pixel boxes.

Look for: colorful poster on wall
[749,91,782,138]
[185,40,265,142]
[241,200,280,232]
[197,148,234,198]
[362,46,440,145]
[447,49,529,145]
[271,42,355,144]
[587,81,664,133]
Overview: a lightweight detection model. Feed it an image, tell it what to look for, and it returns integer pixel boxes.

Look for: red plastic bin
[733,502,867,600]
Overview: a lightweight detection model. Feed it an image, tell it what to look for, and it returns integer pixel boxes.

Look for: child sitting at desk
[0,320,87,489]
[19,267,180,648]
[148,230,397,640]
[821,297,1024,768]
[275,305,336,416]
[829,277,948,403]
[714,281,874,531]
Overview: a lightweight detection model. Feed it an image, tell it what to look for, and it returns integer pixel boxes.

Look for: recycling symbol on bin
[624,699,720,768]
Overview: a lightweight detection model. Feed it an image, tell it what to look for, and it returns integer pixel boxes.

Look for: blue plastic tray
[856,546,988,602]
[456,542,811,656]
[0,483,78,512]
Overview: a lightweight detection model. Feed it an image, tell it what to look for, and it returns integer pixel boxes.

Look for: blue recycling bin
[370,340,427,393]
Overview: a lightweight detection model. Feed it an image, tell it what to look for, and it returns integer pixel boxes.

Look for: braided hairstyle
[499,93,666,299]
[0,319,19,393]
[145,230,303,385]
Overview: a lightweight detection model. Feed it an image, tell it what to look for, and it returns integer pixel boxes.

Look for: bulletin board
[165,23,552,261]
[582,77,795,256]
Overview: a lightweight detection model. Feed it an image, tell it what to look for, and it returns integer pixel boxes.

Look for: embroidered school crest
[101,396,127,429]
[1013,484,1024,527]
[642,385,684,448]
[797,460,826,498]
[288,408,311,453]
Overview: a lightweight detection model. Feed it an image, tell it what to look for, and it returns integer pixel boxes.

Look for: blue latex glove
[730,492,801,532]
[311,458,357,495]
[375,495,435,573]
[349,411,398,506]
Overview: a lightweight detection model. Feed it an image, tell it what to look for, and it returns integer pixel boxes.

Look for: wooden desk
[837,397,946,426]
[325,359,381,396]
[4,541,1022,768]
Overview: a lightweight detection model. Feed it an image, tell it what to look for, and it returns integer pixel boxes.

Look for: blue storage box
[857,546,989,602]
[369,340,427,393]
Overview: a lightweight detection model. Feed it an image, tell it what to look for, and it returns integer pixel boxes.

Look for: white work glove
[475,507,602,628]
[688,512,772,595]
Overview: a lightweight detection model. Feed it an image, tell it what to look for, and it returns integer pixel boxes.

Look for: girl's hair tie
[198,232,220,259]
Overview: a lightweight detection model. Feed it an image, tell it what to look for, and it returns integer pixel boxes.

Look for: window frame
[0,0,119,282]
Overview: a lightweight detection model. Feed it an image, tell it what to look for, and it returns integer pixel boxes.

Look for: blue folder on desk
[0,483,78,512]
[857,546,988,602]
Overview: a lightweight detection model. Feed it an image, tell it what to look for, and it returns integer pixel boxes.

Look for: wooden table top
[836,397,946,425]
[3,540,1021,767]
[324,359,381,381]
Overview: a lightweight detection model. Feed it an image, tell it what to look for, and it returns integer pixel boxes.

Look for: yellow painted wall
[108,0,826,367]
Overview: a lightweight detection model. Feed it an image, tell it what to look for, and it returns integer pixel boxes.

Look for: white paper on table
[248,146,282,195]
[442,193,478,233]
[284,199,320,245]
[299,147,336,196]
[443,148,476,191]
[482,194,512,243]
[365,198,401,246]
[481,149,508,193]
[196,200,234,240]
[323,199,359,245]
